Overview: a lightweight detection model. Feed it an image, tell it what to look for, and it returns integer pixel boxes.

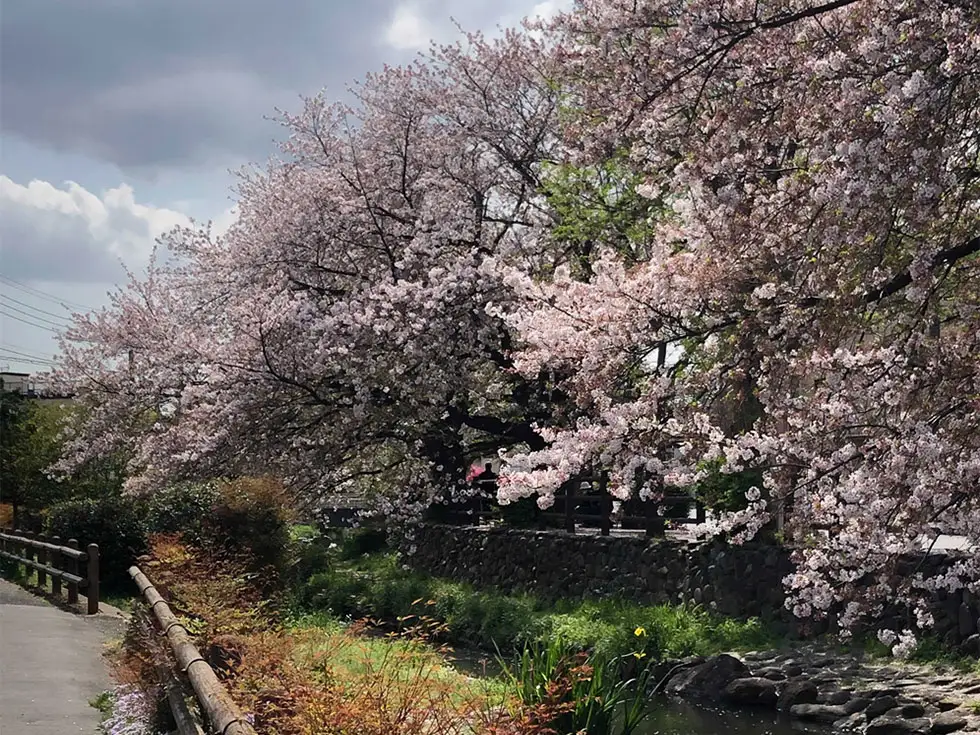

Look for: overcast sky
[0,0,565,376]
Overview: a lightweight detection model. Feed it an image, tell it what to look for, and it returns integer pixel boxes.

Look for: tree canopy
[55,0,979,640]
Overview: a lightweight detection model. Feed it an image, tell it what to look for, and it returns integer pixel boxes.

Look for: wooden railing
[0,530,100,614]
[129,566,257,735]
[435,466,706,537]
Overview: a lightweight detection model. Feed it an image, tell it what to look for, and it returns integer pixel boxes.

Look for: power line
[0,274,95,312]
[1,341,55,355]
[0,346,59,364]
[0,309,62,333]
[0,294,72,322]
[0,355,57,369]
[0,354,57,367]
[0,301,67,328]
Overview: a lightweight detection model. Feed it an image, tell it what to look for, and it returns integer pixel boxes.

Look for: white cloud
[0,175,236,375]
[497,0,571,32]
[529,0,567,21]
[211,205,240,237]
[0,175,192,281]
[381,1,574,53]
[384,3,434,51]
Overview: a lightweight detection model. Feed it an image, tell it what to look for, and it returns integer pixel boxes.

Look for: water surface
[639,699,828,735]
[449,648,828,735]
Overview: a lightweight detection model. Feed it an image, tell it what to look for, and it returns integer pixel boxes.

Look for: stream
[448,648,828,735]
[637,699,827,735]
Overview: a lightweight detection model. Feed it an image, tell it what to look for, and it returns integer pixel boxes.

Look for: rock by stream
[654,644,980,735]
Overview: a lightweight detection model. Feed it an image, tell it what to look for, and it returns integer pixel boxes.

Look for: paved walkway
[0,579,125,734]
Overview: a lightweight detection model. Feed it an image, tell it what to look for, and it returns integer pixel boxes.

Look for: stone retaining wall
[402,524,978,643]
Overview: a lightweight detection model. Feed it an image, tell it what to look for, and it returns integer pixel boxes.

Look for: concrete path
[0,579,125,734]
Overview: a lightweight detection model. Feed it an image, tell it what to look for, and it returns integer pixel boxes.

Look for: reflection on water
[449,648,503,678]
[638,699,828,735]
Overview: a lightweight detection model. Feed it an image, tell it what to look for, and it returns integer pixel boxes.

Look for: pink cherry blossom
[54,1,979,639]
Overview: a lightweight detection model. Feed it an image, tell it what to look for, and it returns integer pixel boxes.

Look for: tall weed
[499,638,650,735]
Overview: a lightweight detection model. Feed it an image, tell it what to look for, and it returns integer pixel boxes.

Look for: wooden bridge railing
[129,566,257,735]
[0,530,100,614]
[436,466,706,537]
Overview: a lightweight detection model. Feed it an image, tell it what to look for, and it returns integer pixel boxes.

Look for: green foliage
[198,477,295,581]
[339,527,388,559]
[143,478,297,585]
[89,690,113,718]
[500,638,650,735]
[540,152,660,275]
[0,396,127,528]
[45,496,149,593]
[0,388,32,516]
[297,549,784,661]
[497,496,539,527]
[855,634,980,675]
[693,458,762,513]
[144,481,220,539]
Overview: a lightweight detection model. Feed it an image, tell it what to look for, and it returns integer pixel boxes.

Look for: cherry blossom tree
[55,29,592,504]
[497,0,980,638]
[56,0,979,639]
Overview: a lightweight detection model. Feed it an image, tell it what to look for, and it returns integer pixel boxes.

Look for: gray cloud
[0,0,395,170]
[0,0,556,173]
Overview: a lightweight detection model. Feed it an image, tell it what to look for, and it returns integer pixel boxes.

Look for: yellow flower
[632,651,647,659]
[634,626,646,637]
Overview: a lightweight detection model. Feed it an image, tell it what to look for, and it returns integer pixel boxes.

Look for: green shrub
[144,482,219,539]
[693,459,762,513]
[531,611,620,656]
[296,550,786,662]
[45,496,149,593]
[289,527,333,587]
[304,569,371,617]
[498,496,539,527]
[199,477,295,581]
[339,527,387,559]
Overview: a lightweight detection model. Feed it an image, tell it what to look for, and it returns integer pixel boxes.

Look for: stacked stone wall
[402,524,978,643]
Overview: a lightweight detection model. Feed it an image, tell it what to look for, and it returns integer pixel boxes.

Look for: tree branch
[446,406,545,450]
[862,234,980,303]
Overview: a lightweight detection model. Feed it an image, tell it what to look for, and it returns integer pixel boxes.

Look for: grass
[499,637,651,735]
[101,593,136,613]
[902,636,980,674]
[288,615,510,705]
[2,560,37,592]
[293,531,980,675]
[89,690,113,718]
[295,548,786,663]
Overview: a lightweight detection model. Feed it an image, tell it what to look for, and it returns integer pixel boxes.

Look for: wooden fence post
[50,536,63,596]
[644,498,665,538]
[67,539,80,605]
[36,533,48,590]
[599,472,612,537]
[564,481,576,534]
[24,531,36,583]
[86,543,100,614]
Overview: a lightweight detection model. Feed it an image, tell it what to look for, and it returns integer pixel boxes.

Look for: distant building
[0,372,71,400]
[0,372,31,394]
